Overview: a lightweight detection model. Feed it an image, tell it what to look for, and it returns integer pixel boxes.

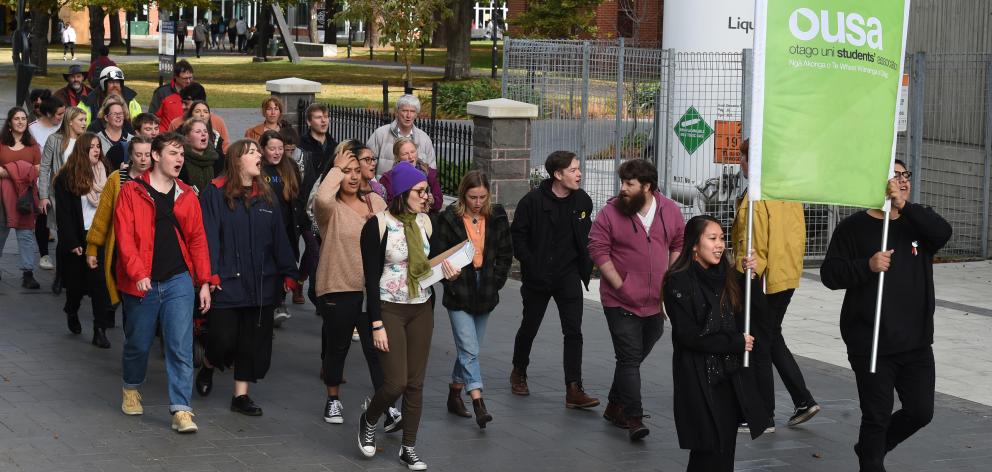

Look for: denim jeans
[121,272,195,413]
[448,309,491,392]
[0,225,38,271]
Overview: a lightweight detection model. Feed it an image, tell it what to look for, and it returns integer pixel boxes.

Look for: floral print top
[379,214,432,304]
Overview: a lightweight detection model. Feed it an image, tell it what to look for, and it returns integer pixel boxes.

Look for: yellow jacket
[85,171,124,305]
[731,192,806,294]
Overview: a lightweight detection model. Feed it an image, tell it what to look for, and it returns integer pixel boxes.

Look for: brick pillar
[467,98,538,220]
[265,77,321,131]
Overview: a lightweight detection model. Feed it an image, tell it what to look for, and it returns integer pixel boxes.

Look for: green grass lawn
[22,56,444,109]
[343,41,503,69]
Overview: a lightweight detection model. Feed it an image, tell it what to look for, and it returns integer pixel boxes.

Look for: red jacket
[113,171,214,297]
[155,88,184,133]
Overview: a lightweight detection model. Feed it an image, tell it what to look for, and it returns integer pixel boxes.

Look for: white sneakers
[39,255,54,270]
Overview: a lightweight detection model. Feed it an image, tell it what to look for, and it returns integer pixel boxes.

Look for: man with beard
[510,151,599,409]
[588,158,684,441]
[53,65,92,108]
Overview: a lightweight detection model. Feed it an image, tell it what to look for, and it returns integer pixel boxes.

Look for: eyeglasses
[359,157,377,164]
[893,171,912,180]
[412,188,429,197]
[107,112,124,118]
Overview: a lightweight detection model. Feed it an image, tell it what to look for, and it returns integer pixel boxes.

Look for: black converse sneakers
[358,412,377,457]
[399,445,427,470]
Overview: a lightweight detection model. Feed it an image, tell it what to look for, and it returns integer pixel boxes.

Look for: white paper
[420,240,475,289]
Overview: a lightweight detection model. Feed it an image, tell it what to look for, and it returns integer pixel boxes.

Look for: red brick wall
[506,0,663,43]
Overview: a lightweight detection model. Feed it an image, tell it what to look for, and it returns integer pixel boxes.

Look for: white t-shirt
[638,196,657,234]
[29,121,59,152]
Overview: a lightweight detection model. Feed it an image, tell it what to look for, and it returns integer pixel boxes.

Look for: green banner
[750,0,910,208]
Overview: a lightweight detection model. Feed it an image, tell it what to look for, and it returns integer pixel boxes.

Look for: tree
[88,5,105,57]
[108,9,124,47]
[616,0,649,43]
[324,0,337,44]
[338,0,447,81]
[514,0,603,39]
[442,0,472,80]
[253,4,273,59]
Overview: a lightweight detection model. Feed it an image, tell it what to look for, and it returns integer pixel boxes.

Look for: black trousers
[746,278,775,419]
[194,40,203,57]
[512,272,584,384]
[34,213,48,257]
[177,33,186,52]
[63,42,75,56]
[318,291,384,390]
[687,379,740,472]
[206,305,276,382]
[604,307,663,418]
[850,347,935,472]
[63,243,112,329]
[767,289,815,408]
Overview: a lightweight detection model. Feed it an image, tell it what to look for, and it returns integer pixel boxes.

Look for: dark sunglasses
[892,171,912,180]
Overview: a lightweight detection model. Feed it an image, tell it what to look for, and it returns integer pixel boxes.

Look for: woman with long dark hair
[195,139,299,415]
[52,132,113,347]
[0,106,42,289]
[39,106,87,285]
[312,143,388,425]
[663,215,767,471]
[259,130,302,326]
[434,170,512,428]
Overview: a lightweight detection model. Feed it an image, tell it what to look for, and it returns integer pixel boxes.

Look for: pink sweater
[313,168,387,296]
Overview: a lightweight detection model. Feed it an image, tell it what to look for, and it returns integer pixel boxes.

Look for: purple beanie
[389,161,427,197]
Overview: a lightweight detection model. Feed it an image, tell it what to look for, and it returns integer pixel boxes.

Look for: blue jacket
[200,177,299,309]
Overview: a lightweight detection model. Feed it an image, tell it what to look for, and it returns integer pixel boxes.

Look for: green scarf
[183,145,218,191]
[395,212,432,298]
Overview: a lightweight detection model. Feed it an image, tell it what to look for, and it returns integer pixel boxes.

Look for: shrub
[435,79,501,118]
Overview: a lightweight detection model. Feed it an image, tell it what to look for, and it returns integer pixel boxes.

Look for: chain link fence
[503,39,992,262]
[502,39,666,216]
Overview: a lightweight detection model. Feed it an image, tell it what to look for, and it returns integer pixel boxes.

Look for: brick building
[506,0,663,44]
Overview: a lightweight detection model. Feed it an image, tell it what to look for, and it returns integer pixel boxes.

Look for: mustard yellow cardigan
[85,170,124,305]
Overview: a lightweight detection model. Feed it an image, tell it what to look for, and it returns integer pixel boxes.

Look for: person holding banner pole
[821,160,951,472]
[663,215,767,471]
[731,139,820,431]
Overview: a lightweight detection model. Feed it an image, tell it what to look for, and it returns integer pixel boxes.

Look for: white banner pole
[743,200,754,367]
[869,205,892,373]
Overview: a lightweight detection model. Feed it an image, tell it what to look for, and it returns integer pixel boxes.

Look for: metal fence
[296,102,474,195]
[503,39,992,261]
[502,39,666,218]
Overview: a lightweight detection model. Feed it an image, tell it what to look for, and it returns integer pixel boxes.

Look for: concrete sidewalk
[2,238,991,471]
[585,260,992,407]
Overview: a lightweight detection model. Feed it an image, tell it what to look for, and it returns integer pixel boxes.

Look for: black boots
[66,310,82,335]
[447,384,471,418]
[21,271,39,289]
[92,328,111,349]
[472,398,493,429]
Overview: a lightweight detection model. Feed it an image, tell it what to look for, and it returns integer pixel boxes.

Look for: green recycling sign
[674,106,714,155]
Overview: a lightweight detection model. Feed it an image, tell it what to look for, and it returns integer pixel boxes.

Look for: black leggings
[318,291,384,390]
[206,305,276,382]
[34,213,48,257]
